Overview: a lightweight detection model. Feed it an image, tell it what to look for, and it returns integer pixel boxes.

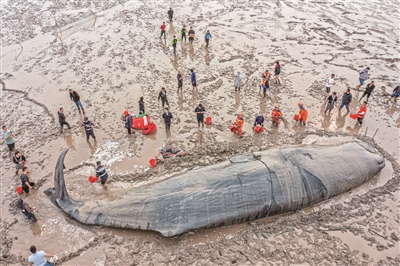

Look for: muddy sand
[1,0,399,265]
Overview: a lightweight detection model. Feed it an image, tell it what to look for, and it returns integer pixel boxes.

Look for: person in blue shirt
[252,115,265,129]
[204,30,212,48]
[190,69,197,89]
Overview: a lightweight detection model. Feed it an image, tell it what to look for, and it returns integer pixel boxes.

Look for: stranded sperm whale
[45,141,385,237]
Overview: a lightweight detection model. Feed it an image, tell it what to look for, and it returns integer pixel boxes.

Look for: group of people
[160,7,212,55]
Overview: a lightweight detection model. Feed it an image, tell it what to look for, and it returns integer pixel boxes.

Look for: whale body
[45,141,385,237]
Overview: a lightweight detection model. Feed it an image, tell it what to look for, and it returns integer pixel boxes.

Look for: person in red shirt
[160,22,166,39]
[356,101,367,125]
[271,104,283,126]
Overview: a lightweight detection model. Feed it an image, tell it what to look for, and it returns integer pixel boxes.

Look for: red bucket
[229,125,237,133]
[149,158,157,167]
[88,176,98,183]
[349,113,358,120]
[205,117,212,125]
[254,127,264,133]
[16,186,23,195]
[293,114,300,121]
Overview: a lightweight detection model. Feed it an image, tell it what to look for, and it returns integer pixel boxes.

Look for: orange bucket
[293,114,300,121]
[205,117,212,125]
[230,125,237,133]
[16,186,23,195]
[149,158,157,167]
[349,113,358,120]
[88,176,98,183]
[255,127,264,133]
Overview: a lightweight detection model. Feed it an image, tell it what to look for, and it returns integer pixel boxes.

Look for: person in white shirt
[28,245,54,266]
[325,74,336,98]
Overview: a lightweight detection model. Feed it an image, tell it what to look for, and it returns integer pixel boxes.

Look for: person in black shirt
[188,27,195,45]
[95,161,108,189]
[81,117,96,142]
[20,167,35,194]
[124,111,133,135]
[13,150,26,175]
[324,92,337,114]
[177,71,183,92]
[58,108,71,133]
[167,8,173,22]
[194,104,205,128]
[158,87,170,108]
[69,89,85,114]
[360,81,375,101]
[162,108,174,132]
[139,97,145,114]
[181,25,187,43]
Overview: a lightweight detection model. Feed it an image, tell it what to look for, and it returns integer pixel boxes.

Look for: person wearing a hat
[95,161,108,189]
[271,104,283,126]
[232,113,245,138]
[81,117,96,142]
[194,103,206,128]
[253,114,265,129]
[123,110,133,135]
[297,102,308,126]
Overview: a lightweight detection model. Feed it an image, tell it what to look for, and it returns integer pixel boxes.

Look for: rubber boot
[82,108,85,114]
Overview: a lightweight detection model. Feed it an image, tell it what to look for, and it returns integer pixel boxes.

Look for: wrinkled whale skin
[46,142,385,237]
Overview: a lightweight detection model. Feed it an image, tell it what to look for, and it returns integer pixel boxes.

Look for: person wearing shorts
[194,104,205,128]
[325,74,336,98]
[96,161,108,189]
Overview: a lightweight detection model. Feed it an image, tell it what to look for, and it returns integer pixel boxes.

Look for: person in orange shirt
[271,104,283,126]
[260,70,271,97]
[232,113,245,138]
[356,101,367,125]
[298,102,308,126]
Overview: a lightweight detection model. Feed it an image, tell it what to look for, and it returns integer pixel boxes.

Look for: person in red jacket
[160,22,166,39]
[232,113,245,138]
[298,102,308,126]
[356,101,367,125]
[271,104,283,126]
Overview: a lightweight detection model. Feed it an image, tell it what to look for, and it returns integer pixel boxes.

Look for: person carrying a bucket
[195,103,206,128]
[232,113,245,138]
[297,102,308,126]
[271,104,283,126]
[20,167,35,194]
[95,161,108,189]
[356,101,367,125]
[252,115,264,129]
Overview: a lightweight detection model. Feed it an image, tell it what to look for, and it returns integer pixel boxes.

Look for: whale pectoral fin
[229,153,255,164]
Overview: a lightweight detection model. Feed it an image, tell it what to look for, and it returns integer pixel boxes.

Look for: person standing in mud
[177,71,183,92]
[204,30,212,48]
[162,108,174,132]
[81,117,96,142]
[190,69,197,89]
[232,113,245,138]
[69,89,85,114]
[139,97,145,114]
[58,108,71,133]
[357,67,370,88]
[28,245,55,266]
[297,102,308,126]
[188,27,195,44]
[356,101,367,126]
[390,85,400,102]
[274,61,281,85]
[13,150,26,176]
[195,104,205,128]
[181,25,187,43]
[235,71,242,91]
[160,22,166,39]
[252,115,265,129]
[360,81,375,101]
[21,167,35,194]
[171,35,178,55]
[167,8,173,22]
[271,104,283,126]
[158,87,169,108]
[2,125,17,153]
[324,92,337,114]
[95,161,108,189]
[124,111,133,135]
[325,74,336,98]
[339,89,353,113]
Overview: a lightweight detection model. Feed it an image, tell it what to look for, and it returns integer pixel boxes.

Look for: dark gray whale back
[48,142,385,237]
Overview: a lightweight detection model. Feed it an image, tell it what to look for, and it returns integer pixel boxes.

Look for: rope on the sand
[15,42,23,60]
[252,153,277,219]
